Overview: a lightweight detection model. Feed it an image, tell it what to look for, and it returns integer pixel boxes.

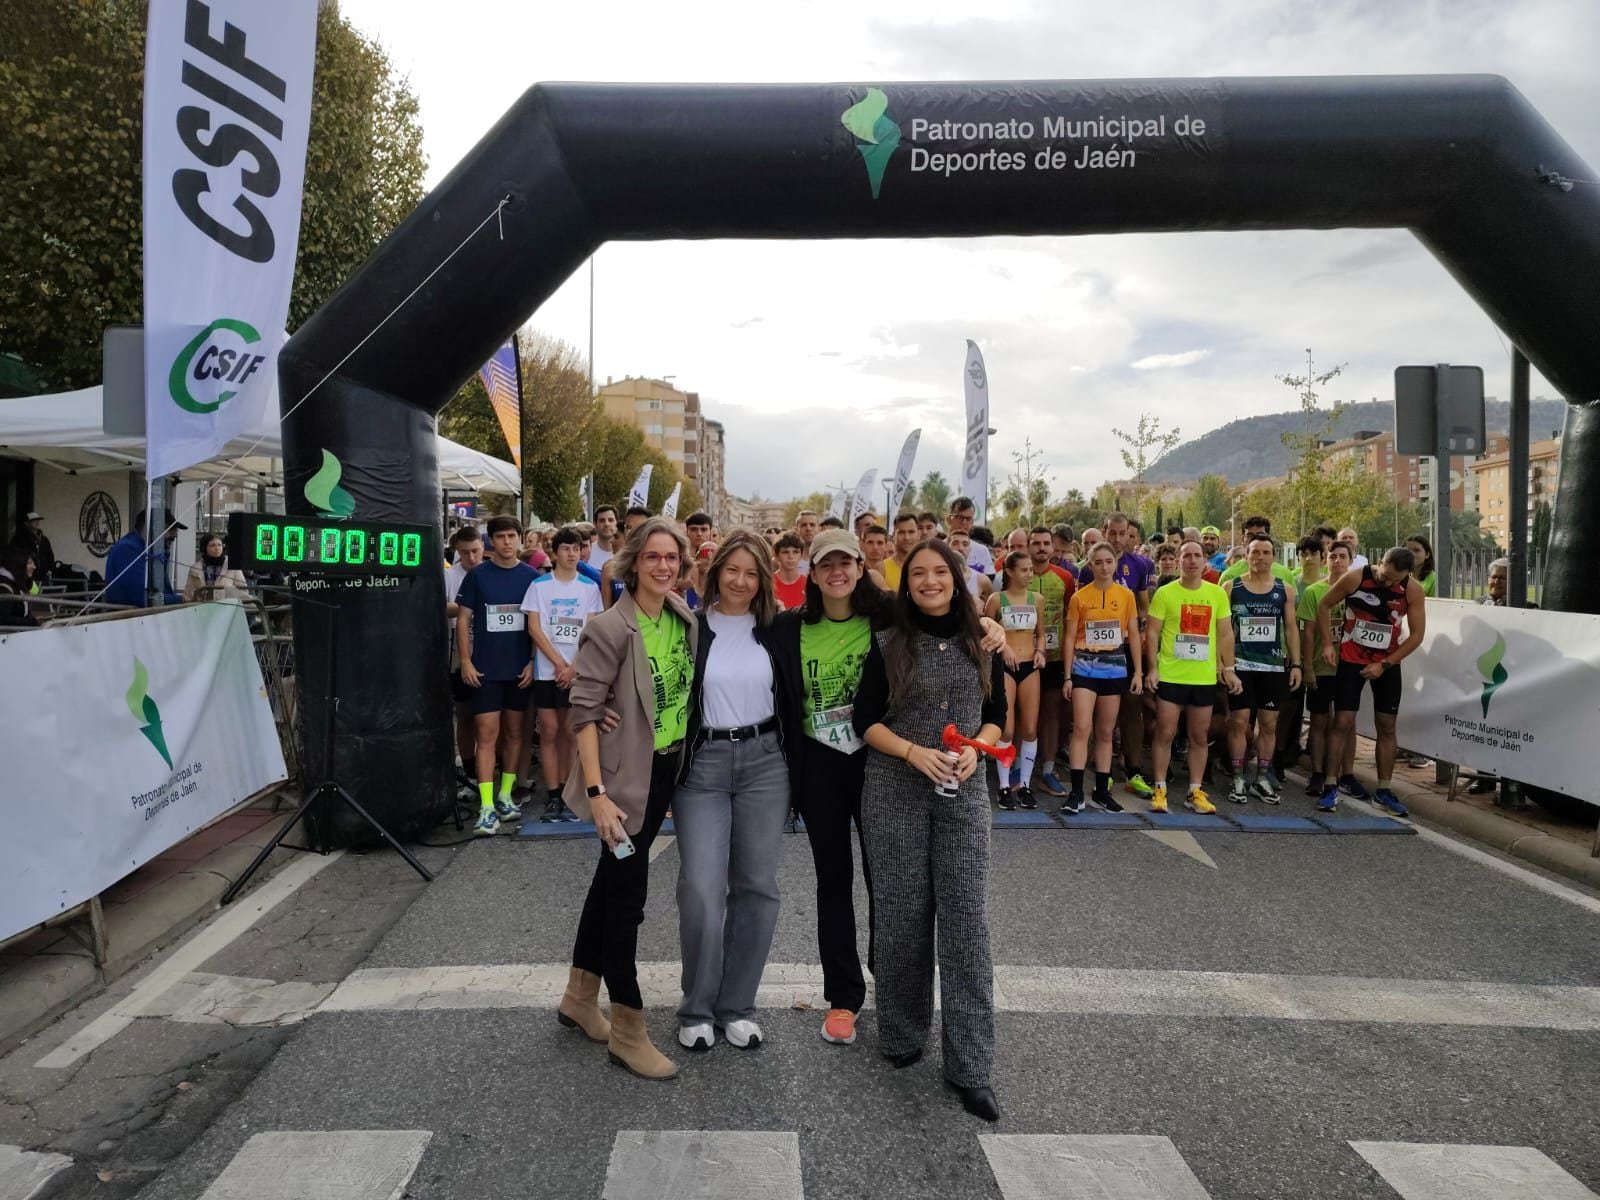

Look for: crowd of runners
[435,495,1440,1117]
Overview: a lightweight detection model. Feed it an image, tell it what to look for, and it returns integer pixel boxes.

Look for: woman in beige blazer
[557,517,697,1080]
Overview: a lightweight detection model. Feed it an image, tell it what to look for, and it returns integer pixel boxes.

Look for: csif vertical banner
[627,464,653,510]
[477,337,523,468]
[962,341,989,522]
[889,428,921,514]
[662,481,683,521]
[850,468,878,527]
[143,0,319,479]
[580,473,595,523]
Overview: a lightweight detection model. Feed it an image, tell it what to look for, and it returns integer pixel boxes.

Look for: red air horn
[942,724,1016,770]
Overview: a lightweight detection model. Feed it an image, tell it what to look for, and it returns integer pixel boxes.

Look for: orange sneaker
[821,1008,857,1045]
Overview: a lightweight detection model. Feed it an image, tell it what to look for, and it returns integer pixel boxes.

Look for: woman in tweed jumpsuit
[853,538,1007,1122]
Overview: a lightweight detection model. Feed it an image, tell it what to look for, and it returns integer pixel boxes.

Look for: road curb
[1379,776,1600,892]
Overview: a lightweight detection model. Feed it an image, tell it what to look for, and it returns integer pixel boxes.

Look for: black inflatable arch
[279,75,1600,838]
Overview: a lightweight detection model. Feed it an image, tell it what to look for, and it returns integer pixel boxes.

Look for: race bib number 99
[486,604,523,634]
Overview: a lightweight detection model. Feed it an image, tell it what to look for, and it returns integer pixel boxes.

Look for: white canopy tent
[0,386,519,494]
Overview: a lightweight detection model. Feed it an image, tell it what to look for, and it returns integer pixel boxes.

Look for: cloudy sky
[338,0,1594,503]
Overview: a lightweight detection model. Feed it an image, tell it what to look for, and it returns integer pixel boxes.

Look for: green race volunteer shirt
[1028,566,1071,660]
[1218,558,1297,587]
[639,608,692,750]
[1298,577,1343,678]
[800,614,873,753]
[1149,579,1231,686]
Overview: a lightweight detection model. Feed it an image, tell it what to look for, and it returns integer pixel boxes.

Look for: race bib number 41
[810,704,862,754]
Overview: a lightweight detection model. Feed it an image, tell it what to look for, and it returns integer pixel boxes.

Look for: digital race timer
[226,512,438,576]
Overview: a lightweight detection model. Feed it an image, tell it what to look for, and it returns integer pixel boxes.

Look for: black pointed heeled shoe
[884,1048,923,1069]
[945,1080,1000,1122]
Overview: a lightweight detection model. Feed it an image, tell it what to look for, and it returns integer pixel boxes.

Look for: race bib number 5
[1173,633,1209,661]
[486,604,523,633]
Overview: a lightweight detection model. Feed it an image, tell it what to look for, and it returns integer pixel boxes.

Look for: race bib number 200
[1352,620,1394,650]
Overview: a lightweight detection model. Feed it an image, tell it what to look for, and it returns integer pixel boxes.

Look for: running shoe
[1373,789,1409,817]
[1338,774,1371,800]
[821,1009,858,1045]
[473,808,500,837]
[1091,790,1124,813]
[1252,769,1282,805]
[1124,773,1155,798]
[540,796,562,822]
[996,787,1016,811]
[1404,753,1433,769]
[493,794,521,822]
[679,1023,714,1052]
[1149,785,1168,814]
[1015,785,1037,811]
[1185,788,1217,815]
[1229,773,1249,804]
[1316,786,1339,813]
[1037,767,1068,797]
[1060,791,1085,816]
[1304,771,1326,798]
[559,803,581,823]
[721,1019,763,1049]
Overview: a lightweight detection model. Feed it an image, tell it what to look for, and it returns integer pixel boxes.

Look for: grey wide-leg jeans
[861,784,995,1088]
[673,730,790,1026]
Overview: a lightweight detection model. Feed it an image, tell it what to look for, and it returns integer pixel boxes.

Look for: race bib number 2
[486,604,522,634]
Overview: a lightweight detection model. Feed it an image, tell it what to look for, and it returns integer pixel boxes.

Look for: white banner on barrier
[1356,599,1600,804]
[0,605,287,941]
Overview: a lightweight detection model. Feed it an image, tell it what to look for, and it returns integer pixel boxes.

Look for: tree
[1531,498,1552,563]
[1449,508,1501,559]
[519,335,595,518]
[1274,347,1348,536]
[1063,488,1086,507]
[1092,482,1121,513]
[1111,412,1181,519]
[784,492,834,526]
[1190,474,1232,529]
[918,471,952,513]
[0,2,427,390]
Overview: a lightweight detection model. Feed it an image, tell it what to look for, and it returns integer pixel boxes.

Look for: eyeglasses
[641,552,681,567]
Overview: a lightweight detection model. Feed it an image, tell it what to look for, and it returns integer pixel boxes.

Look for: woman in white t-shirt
[672,529,796,1055]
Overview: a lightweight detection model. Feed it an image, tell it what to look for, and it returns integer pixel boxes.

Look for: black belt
[698,718,777,743]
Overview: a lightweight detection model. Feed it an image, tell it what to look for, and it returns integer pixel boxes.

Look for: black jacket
[680,607,803,785]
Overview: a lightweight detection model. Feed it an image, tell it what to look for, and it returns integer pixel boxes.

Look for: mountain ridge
[1146,398,1568,485]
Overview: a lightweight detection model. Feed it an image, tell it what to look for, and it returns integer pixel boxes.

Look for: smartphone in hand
[612,834,636,860]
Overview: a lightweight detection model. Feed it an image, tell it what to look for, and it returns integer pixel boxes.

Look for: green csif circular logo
[167,318,265,414]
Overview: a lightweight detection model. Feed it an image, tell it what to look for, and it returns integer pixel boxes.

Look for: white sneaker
[678,1022,714,1051]
[720,1019,763,1049]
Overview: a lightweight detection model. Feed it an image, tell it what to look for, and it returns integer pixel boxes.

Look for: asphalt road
[5,790,1600,1200]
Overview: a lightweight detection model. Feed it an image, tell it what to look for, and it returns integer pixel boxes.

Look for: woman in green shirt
[561,517,697,1081]
[1407,535,1437,597]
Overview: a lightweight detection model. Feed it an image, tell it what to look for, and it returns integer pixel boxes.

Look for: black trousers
[795,738,874,1012]
[570,751,675,1009]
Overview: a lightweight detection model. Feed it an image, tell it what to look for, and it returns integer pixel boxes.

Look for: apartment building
[1469,434,1562,546]
[596,376,727,525]
[1320,430,1472,511]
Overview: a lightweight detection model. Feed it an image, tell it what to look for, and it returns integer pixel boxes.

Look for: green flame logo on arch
[841,87,902,200]
[127,657,173,769]
[1477,632,1508,717]
[305,449,356,518]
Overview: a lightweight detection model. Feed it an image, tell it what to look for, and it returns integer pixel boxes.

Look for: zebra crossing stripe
[0,1144,73,1200]
[981,1134,1212,1199]
[602,1131,803,1200]
[195,1131,431,1200]
[318,962,1600,1031]
[1351,1141,1598,1200]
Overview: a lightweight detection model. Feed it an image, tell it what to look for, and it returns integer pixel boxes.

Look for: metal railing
[1445,546,1544,606]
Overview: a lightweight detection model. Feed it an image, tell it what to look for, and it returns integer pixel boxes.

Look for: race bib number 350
[1085,619,1123,648]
